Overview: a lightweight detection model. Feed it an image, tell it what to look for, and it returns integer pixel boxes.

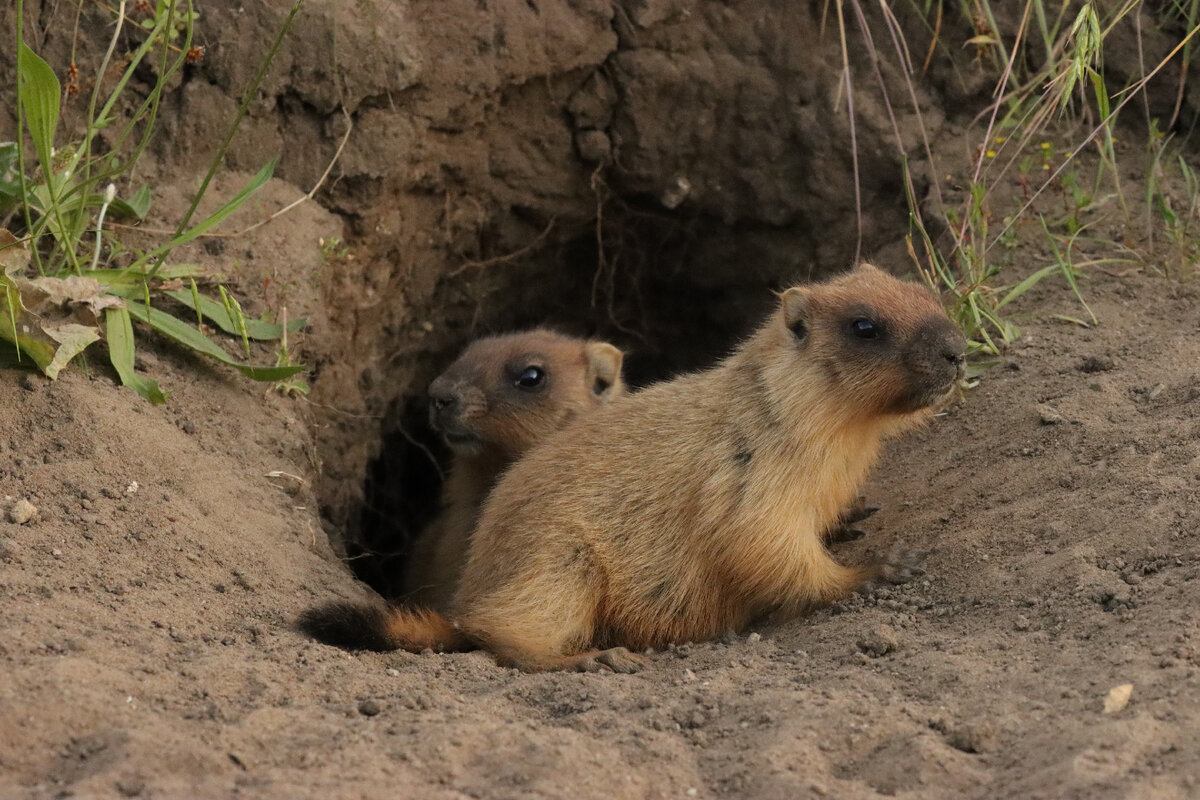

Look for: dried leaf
[42,322,100,379]
[0,229,104,378]
[28,275,127,319]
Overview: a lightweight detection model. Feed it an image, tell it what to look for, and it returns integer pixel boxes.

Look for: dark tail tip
[296,601,399,651]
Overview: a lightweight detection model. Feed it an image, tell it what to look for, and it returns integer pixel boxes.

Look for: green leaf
[123,299,305,381]
[17,44,61,178]
[104,306,168,403]
[80,265,204,291]
[160,288,303,340]
[0,142,20,206]
[110,186,152,220]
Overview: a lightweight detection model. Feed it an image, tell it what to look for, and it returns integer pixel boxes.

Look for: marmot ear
[780,287,811,340]
[855,262,886,276]
[584,342,624,398]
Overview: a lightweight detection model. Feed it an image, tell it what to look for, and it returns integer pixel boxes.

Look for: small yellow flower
[994,136,1006,143]
[1040,142,1052,149]
[985,150,997,158]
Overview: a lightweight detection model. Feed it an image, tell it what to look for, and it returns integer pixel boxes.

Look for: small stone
[1035,404,1066,425]
[1147,383,1165,400]
[7,499,37,524]
[857,625,900,658]
[385,668,400,677]
[1103,683,1133,713]
[19,373,37,391]
[747,632,762,643]
[1013,615,1031,631]
[682,669,697,682]
[358,699,381,717]
[660,175,692,209]
[0,539,18,562]
[575,129,612,163]
[945,721,994,753]
[51,548,63,558]
[1079,355,1114,373]
[718,629,738,645]
[115,777,145,797]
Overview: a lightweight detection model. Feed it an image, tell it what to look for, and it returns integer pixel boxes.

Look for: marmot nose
[428,380,460,416]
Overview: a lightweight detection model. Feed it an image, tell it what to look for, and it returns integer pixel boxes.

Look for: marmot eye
[515,366,546,390]
[850,318,879,339]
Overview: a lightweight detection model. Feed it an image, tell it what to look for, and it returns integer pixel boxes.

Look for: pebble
[945,721,995,753]
[747,632,762,643]
[358,699,381,716]
[857,625,900,658]
[1034,404,1066,425]
[1079,355,1114,373]
[385,668,400,677]
[7,499,37,525]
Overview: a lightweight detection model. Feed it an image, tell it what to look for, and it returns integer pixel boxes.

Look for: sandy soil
[3,2,1200,798]
[3,261,1199,799]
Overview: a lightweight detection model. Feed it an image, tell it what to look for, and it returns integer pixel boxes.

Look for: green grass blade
[995,265,1059,310]
[130,158,277,276]
[160,288,304,340]
[79,265,204,291]
[104,306,168,403]
[123,300,305,381]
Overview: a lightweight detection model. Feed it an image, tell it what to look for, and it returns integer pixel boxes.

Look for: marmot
[301,264,965,671]
[400,329,625,610]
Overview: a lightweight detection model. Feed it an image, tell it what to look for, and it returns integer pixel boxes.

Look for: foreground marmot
[302,265,965,671]
[401,330,625,609]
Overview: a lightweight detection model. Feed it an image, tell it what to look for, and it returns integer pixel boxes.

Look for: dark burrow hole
[348,201,848,598]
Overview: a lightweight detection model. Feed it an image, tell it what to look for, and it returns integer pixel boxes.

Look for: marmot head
[775,263,966,420]
[428,330,625,457]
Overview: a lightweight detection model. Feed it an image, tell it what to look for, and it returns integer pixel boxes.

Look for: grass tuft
[2,0,307,402]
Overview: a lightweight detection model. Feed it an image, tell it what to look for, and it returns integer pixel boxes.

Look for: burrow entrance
[344,196,907,598]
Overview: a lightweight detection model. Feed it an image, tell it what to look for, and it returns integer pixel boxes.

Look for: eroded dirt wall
[3,1,962,558]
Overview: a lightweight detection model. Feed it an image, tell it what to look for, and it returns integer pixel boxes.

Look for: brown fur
[401,330,625,610]
[324,265,965,672]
